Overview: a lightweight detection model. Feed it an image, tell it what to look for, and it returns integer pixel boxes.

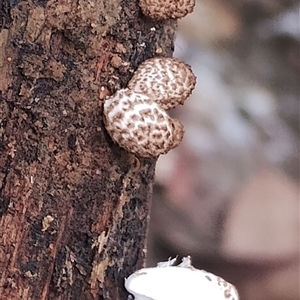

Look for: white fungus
[125,256,239,300]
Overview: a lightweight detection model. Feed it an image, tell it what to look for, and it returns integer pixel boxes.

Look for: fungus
[139,0,195,20]
[125,256,239,300]
[103,89,184,157]
[102,57,195,157]
[128,57,196,110]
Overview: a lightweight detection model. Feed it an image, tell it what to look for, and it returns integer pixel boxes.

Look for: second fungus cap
[139,0,196,20]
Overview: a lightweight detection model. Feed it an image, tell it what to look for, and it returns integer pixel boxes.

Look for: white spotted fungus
[102,57,196,157]
[103,88,184,157]
[139,0,195,20]
[128,57,196,110]
[125,256,240,300]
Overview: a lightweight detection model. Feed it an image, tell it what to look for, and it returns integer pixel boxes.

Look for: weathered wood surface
[0,0,176,299]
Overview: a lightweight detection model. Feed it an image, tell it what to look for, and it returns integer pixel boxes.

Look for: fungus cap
[128,57,196,110]
[139,0,196,20]
[125,256,239,300]
[103,89,184,157]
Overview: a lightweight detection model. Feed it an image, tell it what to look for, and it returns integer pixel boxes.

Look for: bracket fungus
[128,57,196,110]
[103,57,196,157]
[125,256,240,300]
[139,0,196,20]
[103,88,184,157]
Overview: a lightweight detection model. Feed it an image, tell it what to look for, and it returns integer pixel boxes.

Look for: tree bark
[0,0,176,299]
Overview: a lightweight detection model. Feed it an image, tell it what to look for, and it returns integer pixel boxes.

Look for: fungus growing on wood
[128,57,196,110]
[125,256,239,300]
[102,57,196,157]
[139,0,195,20]
[103,89,184,157]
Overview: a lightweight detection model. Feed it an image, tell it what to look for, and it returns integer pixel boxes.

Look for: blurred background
[146,1,299,299]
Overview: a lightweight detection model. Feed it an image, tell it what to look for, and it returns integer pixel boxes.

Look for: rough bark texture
[0,0,176,299]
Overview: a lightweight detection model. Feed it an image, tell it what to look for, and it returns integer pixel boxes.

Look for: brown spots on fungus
[128,57,196,110]
[102,57,196,157]
[138,0,195,20]
[103,89,184,157]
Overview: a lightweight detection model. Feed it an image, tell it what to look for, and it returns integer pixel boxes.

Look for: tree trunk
[0,0,176,299]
